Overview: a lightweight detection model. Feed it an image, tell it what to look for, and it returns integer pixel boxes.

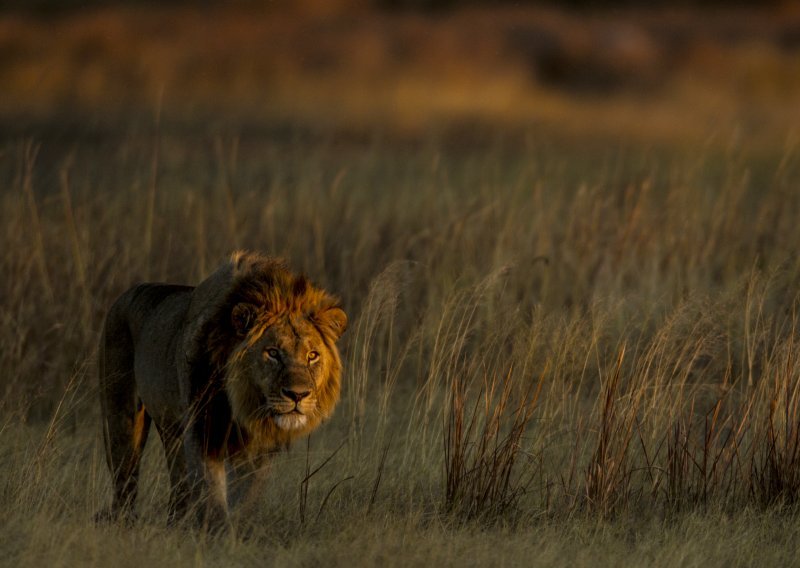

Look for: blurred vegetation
[375,0,789,9]
[0,0,791,15]
[1,2,798,148]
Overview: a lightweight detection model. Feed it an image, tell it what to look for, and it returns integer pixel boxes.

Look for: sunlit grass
[1,107,799,564]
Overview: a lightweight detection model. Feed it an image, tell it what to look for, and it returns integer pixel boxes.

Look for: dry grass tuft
[444,365,543,521]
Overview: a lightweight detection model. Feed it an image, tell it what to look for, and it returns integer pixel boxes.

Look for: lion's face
[224,304,346,435]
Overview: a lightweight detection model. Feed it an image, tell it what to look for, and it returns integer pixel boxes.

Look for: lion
[96,251,347,527]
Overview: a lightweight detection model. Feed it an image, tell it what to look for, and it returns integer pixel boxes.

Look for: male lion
[97,251,347,526]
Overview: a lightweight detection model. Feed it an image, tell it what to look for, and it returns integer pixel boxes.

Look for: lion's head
[202,253,347,447]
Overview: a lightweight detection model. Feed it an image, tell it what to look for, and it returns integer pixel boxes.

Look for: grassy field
[3,4,800,566]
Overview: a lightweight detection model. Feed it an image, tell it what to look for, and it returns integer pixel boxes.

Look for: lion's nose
[281,387,311,403]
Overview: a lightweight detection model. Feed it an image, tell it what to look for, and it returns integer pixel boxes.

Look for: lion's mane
[204,252,344,451]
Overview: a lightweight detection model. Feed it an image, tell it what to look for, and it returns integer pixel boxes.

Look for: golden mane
[205,251,343,369]
[203,251,346,452]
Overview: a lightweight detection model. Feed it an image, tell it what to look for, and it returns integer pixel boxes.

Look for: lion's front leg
[203,457,229,530]
[227,454,273,518]
[180,458,230,530]
[177,429,229,530]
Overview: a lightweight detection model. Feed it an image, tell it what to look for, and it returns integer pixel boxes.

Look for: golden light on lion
[96,251,347,527]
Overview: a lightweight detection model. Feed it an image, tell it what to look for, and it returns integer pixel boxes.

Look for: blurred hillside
[0,0,793,12]
[1,2,799,146]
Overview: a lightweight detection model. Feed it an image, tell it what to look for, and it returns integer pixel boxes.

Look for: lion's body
[97,252,347,526]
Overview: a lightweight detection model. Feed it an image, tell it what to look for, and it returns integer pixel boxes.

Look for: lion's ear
[231,303,258,336]
[315,306,347,341]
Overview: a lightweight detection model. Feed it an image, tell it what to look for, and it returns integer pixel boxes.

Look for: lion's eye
[264,348,280,361]
[307,351,320,363]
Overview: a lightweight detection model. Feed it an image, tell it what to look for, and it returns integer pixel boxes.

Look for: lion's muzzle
[273,392,314,431]
[267,375,317,431]
[281,386,311,404]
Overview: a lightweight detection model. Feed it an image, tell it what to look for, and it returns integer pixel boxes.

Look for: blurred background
[1,0,799,148]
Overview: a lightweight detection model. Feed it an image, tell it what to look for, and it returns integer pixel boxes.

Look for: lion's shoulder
[127,283,194,310]
[106,283,193,342]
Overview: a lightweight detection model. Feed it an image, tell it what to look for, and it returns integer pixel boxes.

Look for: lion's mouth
[270,403,305,415]
[272,411,308,430]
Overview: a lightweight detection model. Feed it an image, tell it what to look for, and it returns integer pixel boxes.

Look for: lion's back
[102,283,194,422]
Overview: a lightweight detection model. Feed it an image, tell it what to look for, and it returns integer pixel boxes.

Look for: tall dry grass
[1,120,800,563]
